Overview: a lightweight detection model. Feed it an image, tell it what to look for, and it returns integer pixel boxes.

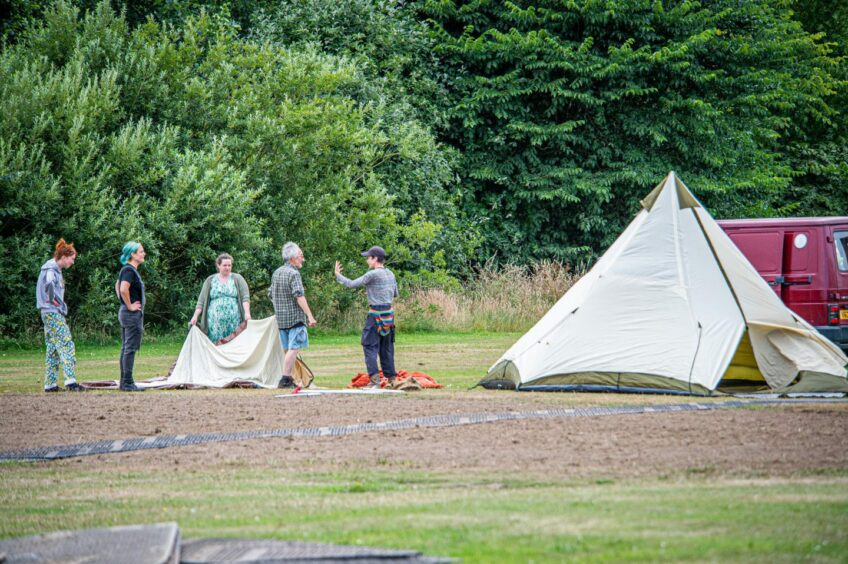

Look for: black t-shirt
[119,265,145,307]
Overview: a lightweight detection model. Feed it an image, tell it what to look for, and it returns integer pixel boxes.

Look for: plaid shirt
[269,264,307,329]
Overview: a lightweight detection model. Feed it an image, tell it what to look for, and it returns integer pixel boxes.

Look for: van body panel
[725,231,783,296]
[717,217,848,351]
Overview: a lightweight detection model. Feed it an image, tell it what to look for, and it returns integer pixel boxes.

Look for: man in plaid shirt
[269,242,317,388]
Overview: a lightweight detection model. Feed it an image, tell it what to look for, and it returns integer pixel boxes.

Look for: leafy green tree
[421,0,846,260]
[249,0,480,280]
[783,0,848,217]
[250,0,450,128]
[0,0,472,336]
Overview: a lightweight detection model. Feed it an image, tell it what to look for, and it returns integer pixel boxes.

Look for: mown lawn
[0,332,519,393]
[2,333,848,562]
[1,464,846,562]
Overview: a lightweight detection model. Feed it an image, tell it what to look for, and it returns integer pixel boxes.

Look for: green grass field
[2,333,847,562]
[0,332,519,393]
[2,465,846,562]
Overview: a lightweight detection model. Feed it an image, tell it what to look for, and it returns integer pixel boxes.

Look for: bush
[422,0,847,261]
[0,1,473,337]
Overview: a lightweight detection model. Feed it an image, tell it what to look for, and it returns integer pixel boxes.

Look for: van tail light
[828,304,840,325]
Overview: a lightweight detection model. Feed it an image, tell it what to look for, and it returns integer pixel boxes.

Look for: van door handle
[782,275,813,286]
[768,276,784,287]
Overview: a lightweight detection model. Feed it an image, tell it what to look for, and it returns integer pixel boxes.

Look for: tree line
[1,0,845,336]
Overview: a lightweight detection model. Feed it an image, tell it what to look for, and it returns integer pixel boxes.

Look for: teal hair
[120,241,141,265]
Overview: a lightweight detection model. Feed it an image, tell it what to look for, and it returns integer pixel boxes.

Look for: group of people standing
[35,239,398,392]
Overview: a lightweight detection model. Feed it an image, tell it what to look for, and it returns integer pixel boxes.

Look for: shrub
[0,1,473,337]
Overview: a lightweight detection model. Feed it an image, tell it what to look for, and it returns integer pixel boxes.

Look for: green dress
[207,276,241,342]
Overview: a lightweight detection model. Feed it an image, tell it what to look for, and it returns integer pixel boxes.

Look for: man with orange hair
[36,239,82,392]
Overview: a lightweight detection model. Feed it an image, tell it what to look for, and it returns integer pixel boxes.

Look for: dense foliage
[0,1,471,336]
[1,0,846,336]
[420,0,847,259]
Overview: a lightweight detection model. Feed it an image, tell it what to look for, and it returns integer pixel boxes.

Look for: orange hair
[53,238,77,261]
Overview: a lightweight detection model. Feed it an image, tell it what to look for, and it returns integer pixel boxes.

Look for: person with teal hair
[115,241,146,392]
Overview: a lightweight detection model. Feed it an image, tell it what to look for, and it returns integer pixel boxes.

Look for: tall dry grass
[396,261,583,333]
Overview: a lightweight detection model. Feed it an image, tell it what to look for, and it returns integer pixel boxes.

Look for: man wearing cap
[334,246,399,388]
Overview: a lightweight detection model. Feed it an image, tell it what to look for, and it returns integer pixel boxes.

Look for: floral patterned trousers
[41,312,76,389]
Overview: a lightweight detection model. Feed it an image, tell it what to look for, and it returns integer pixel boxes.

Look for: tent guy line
[1,398,844,462]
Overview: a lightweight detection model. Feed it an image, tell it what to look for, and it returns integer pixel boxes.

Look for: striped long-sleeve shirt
[336,267,398,306]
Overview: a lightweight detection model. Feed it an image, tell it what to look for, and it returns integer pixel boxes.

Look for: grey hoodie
[36,259,68,316]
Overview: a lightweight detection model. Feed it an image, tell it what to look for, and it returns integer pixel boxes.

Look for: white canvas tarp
[167,317,285,388]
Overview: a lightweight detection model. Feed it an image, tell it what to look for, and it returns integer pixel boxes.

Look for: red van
[717,217,848,351]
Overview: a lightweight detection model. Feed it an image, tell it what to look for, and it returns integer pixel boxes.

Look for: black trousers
[361,311,395,378]
[118,307,143,383]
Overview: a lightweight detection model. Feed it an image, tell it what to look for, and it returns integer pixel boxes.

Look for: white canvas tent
[167,317,290,388]
[480,172,848,395]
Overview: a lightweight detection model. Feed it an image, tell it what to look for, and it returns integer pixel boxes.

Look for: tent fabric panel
[675,198,745,389]
[168,317,285,388]
[696,208,801,327]
[521,372,712,395]
[772,372,848,394]
[488,210,650,378]
[517,276,699,384]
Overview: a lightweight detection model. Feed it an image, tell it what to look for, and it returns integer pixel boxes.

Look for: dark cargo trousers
[361,308,396,380]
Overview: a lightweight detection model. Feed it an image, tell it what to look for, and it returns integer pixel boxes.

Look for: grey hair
[282,242,302,263]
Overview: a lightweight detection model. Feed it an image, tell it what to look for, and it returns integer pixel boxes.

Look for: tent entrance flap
[718,331,768,391]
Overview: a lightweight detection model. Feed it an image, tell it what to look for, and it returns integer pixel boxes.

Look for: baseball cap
[360,246,387,259]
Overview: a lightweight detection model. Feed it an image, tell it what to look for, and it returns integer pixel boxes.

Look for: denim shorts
[279,324,308,350]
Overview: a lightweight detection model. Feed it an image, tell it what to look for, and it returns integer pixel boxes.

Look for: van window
[836,231,848,272]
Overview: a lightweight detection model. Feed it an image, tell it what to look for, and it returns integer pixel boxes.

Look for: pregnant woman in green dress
[189,253,251,343]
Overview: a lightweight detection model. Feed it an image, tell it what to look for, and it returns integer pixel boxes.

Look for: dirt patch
[3,391,847,479]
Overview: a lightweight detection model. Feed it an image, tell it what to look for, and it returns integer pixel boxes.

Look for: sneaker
[362,383,381,390]
[277,375,295,389]
[65,383,85,392]
[119,383,144,392]
[44,386,60,393]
